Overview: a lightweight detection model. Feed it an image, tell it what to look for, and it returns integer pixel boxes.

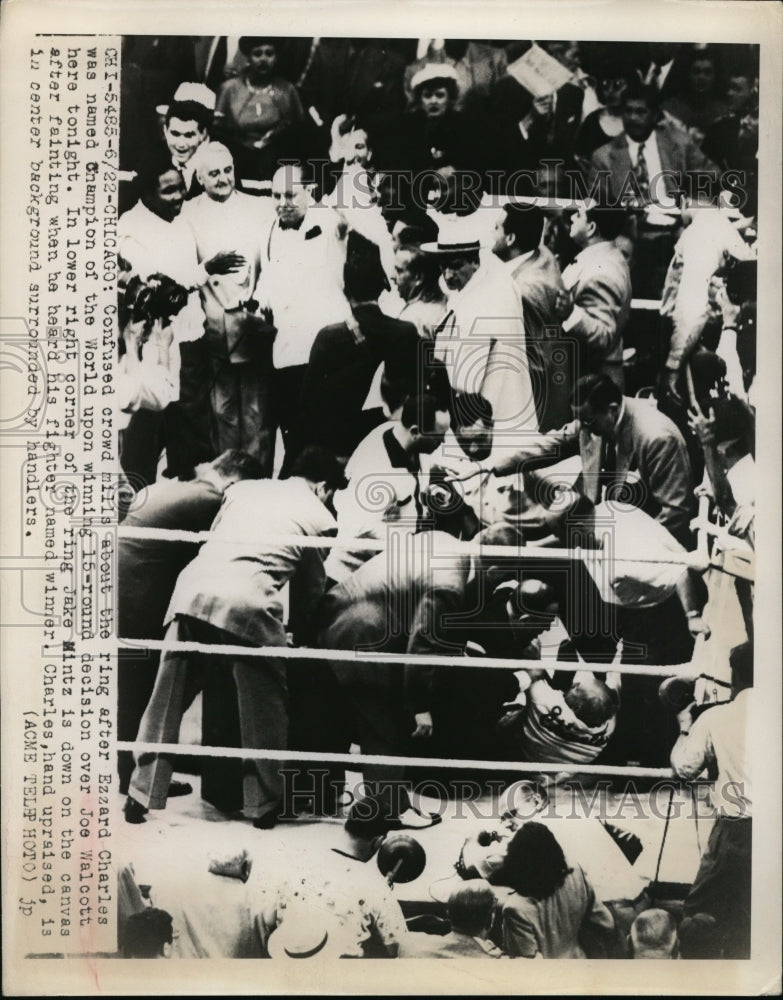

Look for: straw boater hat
[410,62,460,93]
[421,216,485,255]
[266,902,347,959]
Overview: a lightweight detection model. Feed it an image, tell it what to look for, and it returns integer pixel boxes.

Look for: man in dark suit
[297,238,422,462]
[587,78,718,209]
[316,527,472,783]
[477,373,695,549]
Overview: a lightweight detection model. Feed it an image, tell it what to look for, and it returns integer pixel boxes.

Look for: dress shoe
[124,796,148,824]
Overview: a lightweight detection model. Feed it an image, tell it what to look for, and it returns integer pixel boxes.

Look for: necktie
[602,438,617,500]
[634,141,651,205]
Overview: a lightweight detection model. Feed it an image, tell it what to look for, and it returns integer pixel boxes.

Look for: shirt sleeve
[671,713,714,780]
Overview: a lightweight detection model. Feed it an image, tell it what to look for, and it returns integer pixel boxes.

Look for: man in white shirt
[670,642,753,958]
[424,221,538,466]
[253,162,350,473]
[175,142,276,471]
[325,392,451,583]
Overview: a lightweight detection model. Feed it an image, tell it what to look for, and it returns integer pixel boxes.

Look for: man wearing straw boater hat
[423,217,539,459]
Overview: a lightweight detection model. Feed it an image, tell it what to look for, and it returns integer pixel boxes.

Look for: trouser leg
[231,654,289,820]
[164,339,215,478]
[273,365,307,477]
[120,409,164,488]
[117,647,161,795]
[208,357,242,454]
[683,817,752,958]
[128,618,206,810]
[239,346,275,475]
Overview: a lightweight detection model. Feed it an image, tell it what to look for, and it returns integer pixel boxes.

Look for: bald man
[175,141,276,471]
[252,162,349,473]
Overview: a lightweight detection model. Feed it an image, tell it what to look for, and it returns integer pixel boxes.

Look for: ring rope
[118,525,717,568]
[119,636,700,678]
[116,739,677,778]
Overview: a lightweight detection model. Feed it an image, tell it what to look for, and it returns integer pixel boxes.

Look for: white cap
[156,82,216,117]
[410,62,460,93]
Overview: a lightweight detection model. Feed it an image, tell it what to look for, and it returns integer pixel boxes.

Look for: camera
[121,272,189,343]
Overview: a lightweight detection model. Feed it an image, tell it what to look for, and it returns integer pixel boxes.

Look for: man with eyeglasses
[458,372,694,550]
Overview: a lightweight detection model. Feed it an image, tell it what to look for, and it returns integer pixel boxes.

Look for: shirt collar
[384,426,419,473]
[504,248,537,272]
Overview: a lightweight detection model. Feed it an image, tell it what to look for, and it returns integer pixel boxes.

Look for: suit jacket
[317,531,470,713]
[494,396,694,546]
[119,478,223,638]
[300,304,420,458]
[588,123,718,206]
[435,261,538,457]
[561,240,632,384]
[399,931,506,959]
[494,863,614,958]
[167,478,336,645]
[506,247,572,431]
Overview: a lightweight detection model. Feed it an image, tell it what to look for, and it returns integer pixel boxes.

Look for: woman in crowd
[662,46,729,143]
[575,72,629,164]
[491,823,615,958]
[214,36,304,180]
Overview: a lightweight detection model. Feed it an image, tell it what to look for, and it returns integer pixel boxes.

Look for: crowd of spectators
[116,36,758,959]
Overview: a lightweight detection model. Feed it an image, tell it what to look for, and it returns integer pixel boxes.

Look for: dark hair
[621,77,662,110]
[585,205,628,241]
[239,36,278,57]
[502,204,545,252]
[498,823,572,900]
[119,273,189,340]
[165,99,211,130]
[120,908,174,958]
[211,449,266,482]
[570,373,623,412]
[415,76,459,103]
[439,249,481,269]
[288,446,347,492]
[447,885,497,936]
[401,392,444,433]
[396,219,439,248]
[343,234,387,301]
[730,640,753,691]
[136,156,186,201]
[724,259,757,308]
[452,391,494,429]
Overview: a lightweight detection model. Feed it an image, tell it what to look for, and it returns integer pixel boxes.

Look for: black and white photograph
[115,29,758,962]
[0,1,780,995]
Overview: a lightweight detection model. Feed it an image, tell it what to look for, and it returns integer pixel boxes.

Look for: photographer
[118,273,190,423]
